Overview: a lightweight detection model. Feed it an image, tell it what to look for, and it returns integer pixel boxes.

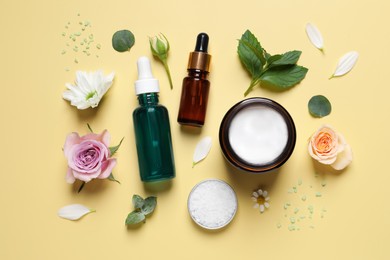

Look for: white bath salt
[228,105,288,165]
[188,179,237,230]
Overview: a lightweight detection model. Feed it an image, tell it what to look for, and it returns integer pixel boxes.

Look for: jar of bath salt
[219,97,296,173]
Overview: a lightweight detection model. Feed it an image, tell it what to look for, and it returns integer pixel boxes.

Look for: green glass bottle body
[133,93,175,182]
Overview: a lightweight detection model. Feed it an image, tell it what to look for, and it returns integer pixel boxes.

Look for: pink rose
[63,130,117,183]
[308,125,352,170]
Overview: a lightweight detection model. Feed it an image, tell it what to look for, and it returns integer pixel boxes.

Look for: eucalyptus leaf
[112,30,135,52]
[308,95,332,118]
[132,194,144,209]
[125,211,145,225]
[109,137,124,156]
[260,66,308,89]
[268,51,302,68]
[141,196,157,216]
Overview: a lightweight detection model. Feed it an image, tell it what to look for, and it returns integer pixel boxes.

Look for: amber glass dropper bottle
[177,33,212,127]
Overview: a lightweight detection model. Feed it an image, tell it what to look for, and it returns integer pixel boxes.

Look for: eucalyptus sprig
[238,30,308,96]
[149,33,173,89]
[125,194,157,225]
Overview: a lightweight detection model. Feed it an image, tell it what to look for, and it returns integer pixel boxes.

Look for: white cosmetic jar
[219,97,296,173]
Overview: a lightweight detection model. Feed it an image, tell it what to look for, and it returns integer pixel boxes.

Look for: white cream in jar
[219,98,296,173]
[228,105,288,165]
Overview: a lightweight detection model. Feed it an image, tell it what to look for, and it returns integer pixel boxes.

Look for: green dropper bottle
[132,56,176,182]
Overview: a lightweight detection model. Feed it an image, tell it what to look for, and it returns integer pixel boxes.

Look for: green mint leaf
[112,30,135,52]
[237,30,265,78]
[125,211,145,225]
[268,51,302,69]
[267,54,282,64]
[108,173,121,184]
[141,196,157,216]
[132,195,144,209]
[308,95,332,118]
[260,65,308,89]
[109,137,124,156]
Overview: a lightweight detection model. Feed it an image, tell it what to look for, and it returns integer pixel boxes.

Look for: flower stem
[162,60,173,89]
[78,182,86,193]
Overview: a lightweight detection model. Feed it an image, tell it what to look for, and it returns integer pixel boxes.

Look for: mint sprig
[238,30,308,96]
[125,195,157,225]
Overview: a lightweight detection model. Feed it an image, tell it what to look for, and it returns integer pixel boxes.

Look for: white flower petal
[63,70,115,110]
[58,204,95,220]
[192,136,212,166]
[257,189,263,195]
[259,204,265,213]
[251,196,257,202]
[262,190,268,197]
[252,192,259,198]
[306,23,324,50]
[265,197,270,201]
[331,51,359,78]
[264,202,270,208]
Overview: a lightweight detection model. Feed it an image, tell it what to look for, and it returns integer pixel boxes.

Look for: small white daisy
[63,70,115,110]
[251,189,270,213]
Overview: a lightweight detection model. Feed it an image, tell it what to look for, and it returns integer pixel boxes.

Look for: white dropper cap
[134,56,160,95]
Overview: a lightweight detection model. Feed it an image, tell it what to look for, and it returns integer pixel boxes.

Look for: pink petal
[98,158,117,179]
[66,167,76,184]
[331,144,353,170]
[64,133,81,158]
[80,130,111,147]
[72,169,101,183]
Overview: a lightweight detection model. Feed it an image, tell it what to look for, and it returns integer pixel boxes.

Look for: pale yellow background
[1,0,389,259]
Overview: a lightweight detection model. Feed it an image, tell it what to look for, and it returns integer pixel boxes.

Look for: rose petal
[81,130,111,147]
[66,167,76,184]
[98,158,117,179]
[72,168,101,183]
[63,132,81,158]
[331,144,353,170]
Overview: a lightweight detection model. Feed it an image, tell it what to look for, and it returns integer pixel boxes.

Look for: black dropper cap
[194,33,209,53]
[188,33,211,72]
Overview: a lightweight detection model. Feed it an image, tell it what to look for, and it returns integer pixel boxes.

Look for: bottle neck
[137,92,159,106]
[187,69,209,79]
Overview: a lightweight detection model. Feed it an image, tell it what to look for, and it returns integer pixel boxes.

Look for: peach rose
[308,125,352,170]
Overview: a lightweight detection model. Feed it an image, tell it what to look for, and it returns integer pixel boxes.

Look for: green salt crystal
[301,195,307,201]
[74,32,81,36]
[316,192,322,197]
[294,208,299,214]
[288,189,294,194]
[277,223,282,229]
[89,34,93,39]
[293,186,297,193]
[288,225,296,231]
[321,180,327,187]
[290,217,296,224]
[298,178,302,186]
[74,58,78,64]
[96,43,101,49]
[62,32,66,36]
[61,50,66,55]
[300,215,306,219]
[80,42,84,45]
[308,205,314,214]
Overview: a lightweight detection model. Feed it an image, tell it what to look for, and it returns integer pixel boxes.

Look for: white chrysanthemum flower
[63,70,115,110]
[251,189,270,213]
